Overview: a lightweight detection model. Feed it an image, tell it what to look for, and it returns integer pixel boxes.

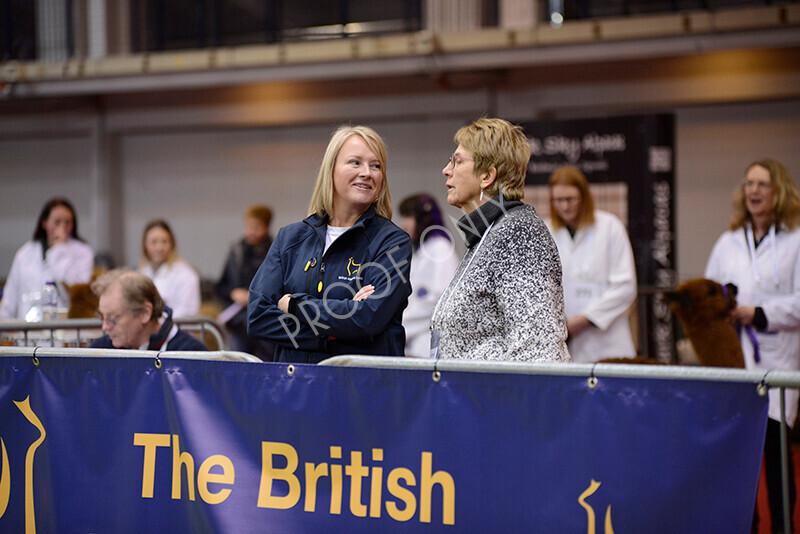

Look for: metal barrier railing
[322,356,800,533]
[0,316,229,351]
[0,344,796,529]
[0,345,260,362]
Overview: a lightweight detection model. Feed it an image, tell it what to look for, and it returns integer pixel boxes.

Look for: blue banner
[0,356,766,532]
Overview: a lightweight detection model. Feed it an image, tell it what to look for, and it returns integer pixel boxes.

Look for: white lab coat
[0,238,94,319]
[705,224,800,425]
[139,259,201,318]
[402,235,459,358]
[547,210,637,363]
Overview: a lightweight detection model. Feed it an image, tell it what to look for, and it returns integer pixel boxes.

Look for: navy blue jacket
[247,205,412,364]
[91,329,207,351]
[91,307,207,351]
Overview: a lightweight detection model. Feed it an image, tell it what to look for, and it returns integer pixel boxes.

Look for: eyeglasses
[552,196,581,206]
[447,154,473,168]
[743,180,773,192]
[96,309,131,328]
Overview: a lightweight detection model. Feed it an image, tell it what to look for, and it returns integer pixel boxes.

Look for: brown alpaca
[64,282,100,319]
[664,278,745,368]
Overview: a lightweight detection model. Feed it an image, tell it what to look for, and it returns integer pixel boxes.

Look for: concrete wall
[1,93,799,285]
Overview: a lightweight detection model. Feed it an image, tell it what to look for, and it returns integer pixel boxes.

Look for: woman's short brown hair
[454,117,530,201]
[245,205,273,227]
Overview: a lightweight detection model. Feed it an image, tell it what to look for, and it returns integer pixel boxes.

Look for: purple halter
[724,284,760,363]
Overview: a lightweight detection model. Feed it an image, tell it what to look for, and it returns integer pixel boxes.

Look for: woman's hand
[353,285,375,301]
[567,315,592,337]
[230,288,249,306]
[278,284,374,315]
[48,225,70,247]
[278,293,292,313]
[731,306,756,326]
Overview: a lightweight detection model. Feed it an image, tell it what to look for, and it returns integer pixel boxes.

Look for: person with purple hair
[399,194,459,357]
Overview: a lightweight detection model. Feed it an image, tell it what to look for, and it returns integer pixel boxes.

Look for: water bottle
[41,281,58,322]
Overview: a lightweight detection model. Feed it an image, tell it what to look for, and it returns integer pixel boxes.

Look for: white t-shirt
[324,225,352,255]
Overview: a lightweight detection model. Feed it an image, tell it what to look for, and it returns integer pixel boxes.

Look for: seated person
[90,269,207,351]
[0,197,94,320]
[216,204,275,361]
[138,219,201,318]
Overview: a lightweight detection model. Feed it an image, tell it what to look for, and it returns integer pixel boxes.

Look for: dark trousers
[754,418,797,533]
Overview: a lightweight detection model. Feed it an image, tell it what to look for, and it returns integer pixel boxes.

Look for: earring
[479,189,484,202]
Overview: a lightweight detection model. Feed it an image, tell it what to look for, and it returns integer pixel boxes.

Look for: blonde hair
[729,158,800,231]
[454,117,530,201]
[548,165,596,231]
[308,125,392,220]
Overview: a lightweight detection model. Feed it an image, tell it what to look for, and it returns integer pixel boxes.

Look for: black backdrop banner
[521,114,676,361]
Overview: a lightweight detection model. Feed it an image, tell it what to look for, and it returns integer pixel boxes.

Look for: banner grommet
[588,364,598,389]
[32,346,40,367]
[287,365,295,376]
[757,373,769,397]
[432,370,441,383]
[154,352,163,369]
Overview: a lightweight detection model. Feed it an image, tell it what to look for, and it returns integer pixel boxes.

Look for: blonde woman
[705,158,800,532]
[248,125,412,364]
[138,219,200,318]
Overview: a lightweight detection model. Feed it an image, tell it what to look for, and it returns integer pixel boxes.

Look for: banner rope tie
[588,364,598,389]
[154,351,163,369]
[32,346,41,367]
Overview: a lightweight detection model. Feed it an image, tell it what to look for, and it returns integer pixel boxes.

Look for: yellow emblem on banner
[579,479,615,534]
[0,396,46,534]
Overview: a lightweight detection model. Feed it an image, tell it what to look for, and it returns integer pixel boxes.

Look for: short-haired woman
[547,165,637,363]
[705,158,800,532]
[0,197,94,319]
[138,219,201,318]
[430,118,570,362]
[248,125,412,364]
[216,204,275,360]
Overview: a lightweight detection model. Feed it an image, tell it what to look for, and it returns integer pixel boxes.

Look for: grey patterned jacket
[431,198,570,362]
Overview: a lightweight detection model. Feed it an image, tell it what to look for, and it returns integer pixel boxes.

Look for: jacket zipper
[305,260,315,294]
[318,262,325,294]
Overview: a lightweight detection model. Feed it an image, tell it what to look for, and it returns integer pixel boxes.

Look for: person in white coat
[138,219,200,318]
[399,194,459,358]
[705,158,800,533]
[546,166,637,363]
[0,198,94,320]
